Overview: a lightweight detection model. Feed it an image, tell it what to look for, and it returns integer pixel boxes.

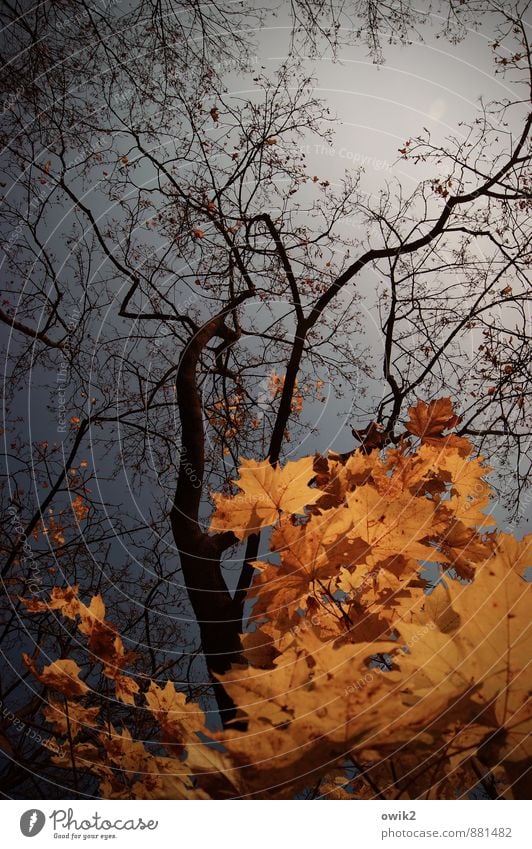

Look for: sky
[1,2,530,627]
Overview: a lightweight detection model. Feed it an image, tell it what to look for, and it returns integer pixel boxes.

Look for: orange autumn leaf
[406,397,461,438]
[43,697,99,739]
[19,597,49,613]
[145,681,205,748]
[209,456,324,540]
[25,657,89,697]
[115,674,140,706]
[78,594,126,673]
[392,537,532,770]
[19,585,81,618]
[78,593,106,634]
[71,494,89,521]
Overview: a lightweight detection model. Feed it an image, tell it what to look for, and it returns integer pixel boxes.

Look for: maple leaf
[209,456,324,540]
[494,533,531,576]
[131,755,199,800]
[250,514,368,626]
[102,726,153,774]
[48,585,82,618]
[392,537,532,775]
[78,594,126,674]
[312,450,379,508]
[24,657,89,697]
[241,627,281,668]
[436,450,495,530]
[438,520,495,580]
[43,697,99,739]
[145,681,205,749]
[351,421,386,451]
[115,674,140,706]
[372,444,440,500]
[25,403,531,800]
[20,585,81,618]
[18,597,50,613]
[71,494,89,521]
[316,768,354,799]
[338,553,425,631]
[344,484,447,563]
[406,397,461,438]
[216,629,399,797]
[78,593,106,629]
[343,449,382,488]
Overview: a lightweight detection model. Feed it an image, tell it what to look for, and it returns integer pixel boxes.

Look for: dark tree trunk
[171,304,309,724]
[170,305,247,723]
[178,544,243,722]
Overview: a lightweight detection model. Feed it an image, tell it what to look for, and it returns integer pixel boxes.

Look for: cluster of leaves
[20,590,215,799]
[21,400,531,798]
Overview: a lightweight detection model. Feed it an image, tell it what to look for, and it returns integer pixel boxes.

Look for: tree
[0,0,530,797]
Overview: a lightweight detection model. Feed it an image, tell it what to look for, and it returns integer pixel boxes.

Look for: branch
[2,419,89,578]
[0,308,64,349]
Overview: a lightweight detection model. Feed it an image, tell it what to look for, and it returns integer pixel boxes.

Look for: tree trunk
[178,544,243,722]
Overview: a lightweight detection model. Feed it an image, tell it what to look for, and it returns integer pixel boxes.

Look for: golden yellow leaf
[43,697,99,738]
[393,537,531,770]
[209,456,324,540]
[145,681,205,748]
[26,657,89,697]
[77,594,126,674]
[345,485,447,563]
[241,627,281,668]
[437,450,495,529]
[494,533,531,576]
[372,444,440,499]
[216,628,400,797]
[115,674,140,706]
